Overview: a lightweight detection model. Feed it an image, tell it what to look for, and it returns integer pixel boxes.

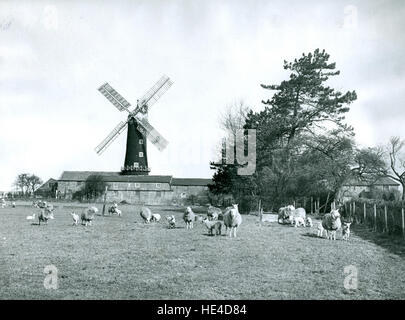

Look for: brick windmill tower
[95,75,173,175]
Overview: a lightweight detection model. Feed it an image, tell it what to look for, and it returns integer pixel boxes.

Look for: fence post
[102,186,108,216]
[402,208,405,237]
[363,202,366,224]
[311,197,313,214]
[374,204,377,232]
[384,205,388,233]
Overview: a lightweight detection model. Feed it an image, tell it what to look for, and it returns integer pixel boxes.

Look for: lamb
[207,205,222,220]
[151,213,161,222]
[11,202,16,208]
[342,222,352,241]
[81,206,98,226]
[26,213,36,220]
[166,215,176,228]
[114,208,122,217]
[140,207,152,223]
[202,217,223,236]
[317,222,325,237]
[70,212,79,226]
[305,217,313,227]
[321,209,342,240]
[183,207,195,229]
[223,204,242,237]
[291,216,305,227]
[108,202,119,215]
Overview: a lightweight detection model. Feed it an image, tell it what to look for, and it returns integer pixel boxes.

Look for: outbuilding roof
[59,171,172,183]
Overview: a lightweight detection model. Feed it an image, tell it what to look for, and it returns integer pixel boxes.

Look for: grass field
[1,202,405,300]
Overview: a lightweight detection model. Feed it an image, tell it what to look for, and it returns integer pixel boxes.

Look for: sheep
[223,204,242,237]
[70,212,79,226]
[0,199,6,208]
[26,213,36,220]
[202,217,223,236]
[342,222,352,241]
[291,216,305,227]
[108,202,119,215]
[38,209,54,225]
[207,205,222,221]
[140,207,152,223]
[321,209,342,240]
[166,215,176,228]
[114,208,122,217]
[81,206,98,226]
[151,213,161,222]
[11,202,16,208]
[317,222,325,237]
[305,217,313,227]
[183,207,195,229]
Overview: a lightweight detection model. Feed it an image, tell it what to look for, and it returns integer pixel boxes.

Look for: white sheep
[70,212,79,226]
[223,204,242,237]
[183,207,195,229]
[81,206,98,226]
[202,218,223,236]
[322,209,342,240]
[207,205,221,220]
[140,207,152,223]
[166,215,176,228]
[342,222,352,241]
[305,217,313,227]
[38,209,54,225]
[291,216,305,227]
[316,222,325,237]
[151,213,161,222]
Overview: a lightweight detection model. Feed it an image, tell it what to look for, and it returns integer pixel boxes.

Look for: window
[139,152,144,158]
[156,183,161,189]
[139,139,144,145]
[133,162,139,168]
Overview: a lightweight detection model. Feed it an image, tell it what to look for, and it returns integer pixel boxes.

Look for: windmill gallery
[56,75,212,205]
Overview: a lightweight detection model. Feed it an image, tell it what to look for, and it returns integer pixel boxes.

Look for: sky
[1,0,405,191]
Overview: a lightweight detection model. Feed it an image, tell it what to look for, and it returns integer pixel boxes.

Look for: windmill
[95,75,173,175]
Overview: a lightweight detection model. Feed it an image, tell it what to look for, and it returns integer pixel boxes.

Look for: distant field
[1,201,405,299]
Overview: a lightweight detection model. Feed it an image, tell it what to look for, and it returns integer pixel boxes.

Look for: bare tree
[386,136,405,200]
[219,100,250,135]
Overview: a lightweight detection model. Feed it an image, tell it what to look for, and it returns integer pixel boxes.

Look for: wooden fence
[344,199,405,237]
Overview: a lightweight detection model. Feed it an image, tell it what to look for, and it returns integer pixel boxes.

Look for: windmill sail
[98,83,131,112]
[135,116,169,151]
[95,120,128,155]
[135,75,173,114]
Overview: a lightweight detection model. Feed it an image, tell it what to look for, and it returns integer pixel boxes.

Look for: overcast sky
[1,0,405,191]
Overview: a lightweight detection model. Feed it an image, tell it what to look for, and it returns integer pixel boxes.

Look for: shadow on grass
[301,232,321,239]
[352,224,405,257]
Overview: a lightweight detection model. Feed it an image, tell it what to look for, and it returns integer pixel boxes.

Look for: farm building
[338,176,400,200]
[57,171,212,205]
[34,178,58,198]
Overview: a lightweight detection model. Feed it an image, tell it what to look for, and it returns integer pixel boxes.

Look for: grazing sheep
[81,206,98,226]
[317,222,325,237]
[223,204,242,237]
[342,222,352,241]
[151,213,161,222]
[322,209,342,240]
[166,215,176,228]
[202,218,223,236]
[38,209,54,225]
[291,216,305,227]
[278,206,290,224]
[26,213,36,220]
[183,207,195,229]
[70,212,79,226]
[140,207,152,223]
[305,217,313,227]
[207,205,222,221]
